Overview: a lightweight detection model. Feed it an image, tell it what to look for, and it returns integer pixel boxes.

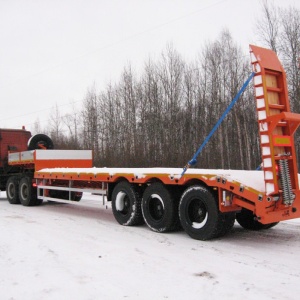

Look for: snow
[1,191,300,300]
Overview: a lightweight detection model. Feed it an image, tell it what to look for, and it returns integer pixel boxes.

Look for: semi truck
[3,45,300,240]
[0,128,53,191]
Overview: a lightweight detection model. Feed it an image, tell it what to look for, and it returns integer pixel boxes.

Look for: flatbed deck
[36,167,265,193]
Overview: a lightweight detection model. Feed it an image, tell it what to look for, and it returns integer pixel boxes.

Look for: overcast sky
[0,0,299,131]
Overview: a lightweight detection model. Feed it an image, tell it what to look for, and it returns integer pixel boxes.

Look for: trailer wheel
[263,222,279,229]
[142,183,178,232]
[27,134,54,150]
[19,176,38,206]
[215,212,236,237]
[236,208,279,230]
[72,192,83,201]
[179,185,221,240]
[111,181,143,226]
[6,176,20,204]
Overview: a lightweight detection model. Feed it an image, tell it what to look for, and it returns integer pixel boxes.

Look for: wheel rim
[148,194,164,221]
[20,183,28,200]
[115,191,130,216]
[8,183,15,198]
[186,198,208,229]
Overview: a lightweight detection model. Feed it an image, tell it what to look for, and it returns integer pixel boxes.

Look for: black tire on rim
[179,185,221,240]
[71,192,83,201]
[6,176,20,204]
[27,134,54,150]
[215,212,236,238]
[142,182,178,232]
[19,176,38,206]
[236,208,279,230]
[111,181,143,226]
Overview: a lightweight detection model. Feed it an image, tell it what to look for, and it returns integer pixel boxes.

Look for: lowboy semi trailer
[4,45,300,240]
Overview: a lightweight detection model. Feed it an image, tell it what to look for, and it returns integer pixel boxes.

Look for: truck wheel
[111,181,143,226]
[215,212,236,237]
[236,208,279,230]
[19,176,38,206]
[72,192,83,201]
[179,185,221,240]
[6,176,20,204]
[263,222,279,229]
[27,134,54,150]
[142,182,178,232]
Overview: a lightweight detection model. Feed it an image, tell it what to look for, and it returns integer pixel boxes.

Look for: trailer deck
[36,166,265,192]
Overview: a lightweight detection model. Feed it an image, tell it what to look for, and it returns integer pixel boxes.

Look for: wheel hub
[149,196,164,221]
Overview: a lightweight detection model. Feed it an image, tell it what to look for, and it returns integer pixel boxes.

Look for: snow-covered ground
[1,191,300,300]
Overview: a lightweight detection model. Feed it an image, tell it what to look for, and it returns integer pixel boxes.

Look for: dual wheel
[178,185,235,240]
[6,176,42,206]
[111,181,235,240]
[111,181,179,231]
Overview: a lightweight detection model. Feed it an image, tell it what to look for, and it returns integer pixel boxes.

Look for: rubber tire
[6,176,20,204]
[72,192,83,201]
[19,176,38,206]
[142,182,178,233]
[263,222,279,229]
[111,181,144,226]
[236,208,279,230]
[179,185,223,240]
[215,212,236,238]
[27,134,54,150]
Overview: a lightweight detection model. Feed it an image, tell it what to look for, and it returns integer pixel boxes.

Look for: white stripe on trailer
[35,149,92,160]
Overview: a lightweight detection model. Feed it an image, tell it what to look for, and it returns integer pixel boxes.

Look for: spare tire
[27,134,54,150]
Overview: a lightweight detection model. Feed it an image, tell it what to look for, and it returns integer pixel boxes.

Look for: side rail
[36,179,107,204]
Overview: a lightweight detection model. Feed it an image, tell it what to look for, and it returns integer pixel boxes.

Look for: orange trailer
[6,45,300,240]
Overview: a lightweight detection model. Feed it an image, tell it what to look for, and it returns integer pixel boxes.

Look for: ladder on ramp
[250,45,300,205]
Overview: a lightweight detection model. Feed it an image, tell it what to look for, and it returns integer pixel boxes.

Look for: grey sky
[0,0,298,131]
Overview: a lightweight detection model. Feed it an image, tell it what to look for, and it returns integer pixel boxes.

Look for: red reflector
[275,164,279,175]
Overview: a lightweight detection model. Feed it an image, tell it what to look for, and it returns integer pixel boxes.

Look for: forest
[36,1,300,170]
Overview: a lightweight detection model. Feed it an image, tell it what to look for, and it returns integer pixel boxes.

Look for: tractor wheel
[19,176,37,206]
[6,176,20,204]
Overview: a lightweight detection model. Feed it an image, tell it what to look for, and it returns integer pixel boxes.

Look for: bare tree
[157,44,185,166]
[47,103,64,148]
[63,106,80,149]
[31,118,42,136]
[280,6,300,112]
[255,0,280,53]
[81,85,101,164]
